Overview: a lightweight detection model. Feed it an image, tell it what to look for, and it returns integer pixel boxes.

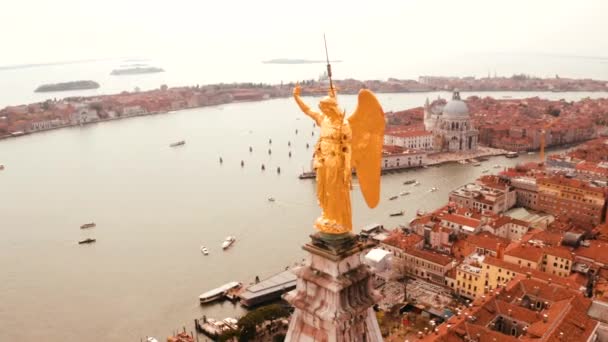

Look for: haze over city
[2,0,607,75]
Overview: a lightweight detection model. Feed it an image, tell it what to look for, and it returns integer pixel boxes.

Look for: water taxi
[78,238,96,244]
[199,282,242,304]
[222,236,235,250]
[80,222,96,229]
[170,140,185,147]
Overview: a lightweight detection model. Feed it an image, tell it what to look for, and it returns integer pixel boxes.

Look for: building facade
[537,176,607,227]
[424,90,479,153]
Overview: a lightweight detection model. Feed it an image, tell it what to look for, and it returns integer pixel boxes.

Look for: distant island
[262,58,342,64]
[34,80,100,92]
[110,67,164,76]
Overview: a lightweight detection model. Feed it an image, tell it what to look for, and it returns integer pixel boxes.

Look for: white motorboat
[200,246,209,255]
[199,281,242,304]
[222,236,235,250]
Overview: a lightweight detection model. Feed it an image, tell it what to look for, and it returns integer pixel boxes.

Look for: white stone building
[424,90,479,152]
[384,130,433,150]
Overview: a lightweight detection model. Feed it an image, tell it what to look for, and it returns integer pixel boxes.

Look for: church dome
[442,90,469,118]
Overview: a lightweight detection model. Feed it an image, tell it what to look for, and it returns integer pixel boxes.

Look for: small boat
[493,164,501,169]
[472,162,481,167]
[389,195,399,201]
[527,151,536,155]
[199,281,242,304]
[399,191,410,196]
[78,238,96,244]
[249,146,252,152]
[200,246,209,255]
[269,138,272,144]
[505,151,519,158]
[416,209,427,216]
[295,129,298,134]
[306,143,309,149]
[268,149,272,155]
[170,140,185,147]
[222,236,235,250]
[268,197,275,202]
[414,182,421,186]
[80,222,96,229]
[0,165,4,170]
[458,160,468,165]
[288,141,291,147]
[146,337,159,342]
[219,157,223,164]
[261,164,265,171]
[277,167,281,174]
[288,151,292,158]
[482,169,489,173]
[240,160,244,167]
[390,211,404,217]
[403,179,416,185]
[429,187,438,192]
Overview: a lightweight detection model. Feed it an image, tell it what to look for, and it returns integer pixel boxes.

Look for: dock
[238,269,297,307]
[195,317,238,339]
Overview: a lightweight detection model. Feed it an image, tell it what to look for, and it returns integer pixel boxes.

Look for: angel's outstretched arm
[293,85,322,125]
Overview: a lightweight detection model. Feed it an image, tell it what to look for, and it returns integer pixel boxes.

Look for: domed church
[423,90,478,152]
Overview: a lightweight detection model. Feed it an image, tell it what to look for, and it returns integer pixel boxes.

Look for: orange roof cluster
[420,275,597,342]
[382,230,423,250]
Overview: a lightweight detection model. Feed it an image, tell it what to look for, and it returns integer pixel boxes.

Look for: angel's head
[319,96,342,120]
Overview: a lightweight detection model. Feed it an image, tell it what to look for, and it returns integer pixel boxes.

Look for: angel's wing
[347,89,385,208]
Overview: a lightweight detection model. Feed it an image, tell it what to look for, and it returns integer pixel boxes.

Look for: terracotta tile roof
[404,247,453,266]
[527,230,564,246]
[544,246,574,260]
[441,214,481,228]
[504,245,544,262]
[382,231,423,250]
[464,233,510,252]
[575,241,608,265]
[538,176,606,195]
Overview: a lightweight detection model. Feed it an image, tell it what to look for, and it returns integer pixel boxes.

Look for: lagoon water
[1,59,608,341]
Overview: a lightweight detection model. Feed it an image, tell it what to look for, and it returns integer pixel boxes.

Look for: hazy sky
[1,0,607,66]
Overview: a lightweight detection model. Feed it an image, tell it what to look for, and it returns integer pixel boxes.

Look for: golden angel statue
[293,85,385,235]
